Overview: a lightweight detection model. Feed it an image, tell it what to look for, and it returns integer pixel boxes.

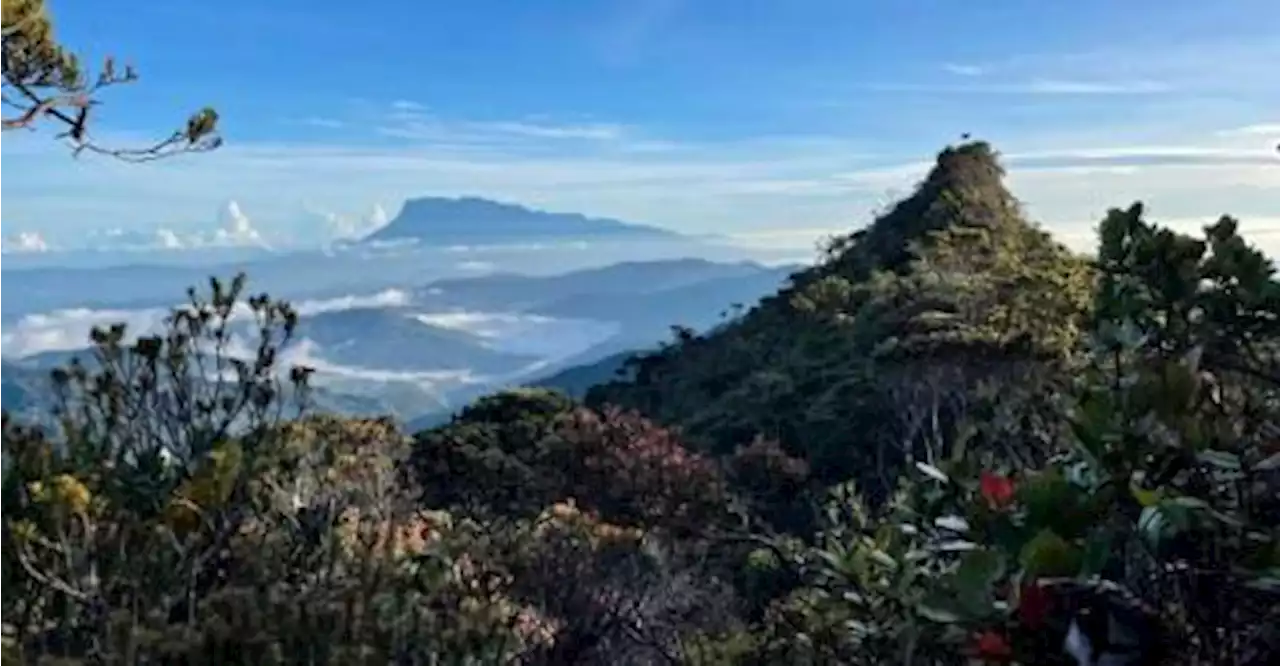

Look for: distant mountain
[1,361,42,418]
[0,358,430,425]
[364,197,677,246]
[527,350,637,399]
[403,409,454,434]
[407,259,798,426]
[415,258,784,312]
[290,308,537,375]
[531,265,798,339]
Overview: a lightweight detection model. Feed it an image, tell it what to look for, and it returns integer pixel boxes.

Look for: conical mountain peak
[822,140,1025,280]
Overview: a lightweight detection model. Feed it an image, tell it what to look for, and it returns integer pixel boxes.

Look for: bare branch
[2,2,220,160]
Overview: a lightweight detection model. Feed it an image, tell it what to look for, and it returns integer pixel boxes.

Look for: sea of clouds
[1,288,622,392]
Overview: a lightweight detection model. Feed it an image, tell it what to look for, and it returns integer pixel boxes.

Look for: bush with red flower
[758,209,1280,665]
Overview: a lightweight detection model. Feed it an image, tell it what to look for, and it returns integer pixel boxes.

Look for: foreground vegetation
[4,143,1279,665]
[6,2,1276,662]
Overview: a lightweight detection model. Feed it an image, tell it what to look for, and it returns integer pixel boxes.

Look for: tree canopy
[2,0,220,160]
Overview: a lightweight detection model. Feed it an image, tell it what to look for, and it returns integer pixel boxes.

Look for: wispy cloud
[299,116,346,129]
[942,62,986,77]
[4,92,1278,258]
[1023,78,1171,94]
[1217,122,1280,137]
[374,103,629,147]
[390,99,427,112]
[861,78,1172,95]
[478,121,624,141]
[1006,145,1277,168]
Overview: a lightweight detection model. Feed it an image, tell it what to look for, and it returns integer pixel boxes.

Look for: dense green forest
[4,140,1279,665]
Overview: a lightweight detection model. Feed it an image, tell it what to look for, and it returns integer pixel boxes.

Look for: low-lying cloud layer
[0,289,622,399]
[1,231,51,253]
[73,200,274,252]
[0,289,411,358]
[415,311,620,359]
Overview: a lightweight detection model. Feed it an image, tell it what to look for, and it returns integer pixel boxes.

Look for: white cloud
[0,291,621,397]
[300,116,345,129]
[3,82,1278,254]
[155,228,187,249]
[62,202,271,252]
[455,260,495,272]
[477,121,623,141]
[212,200,268,248]
[2,231,51,253]
[375,105,629,145]
[294,289,412,316]
[84,227,195,252]
[0,306,168,357]
[942,63,986,77]
[0,288,411,359]
[1023,78,1171,95]
[367,203,390,230]
[413,312,620,359]
[255,337,480,387]
[860,79,1173,95]
[1217,122,1280,138]
[390,99,427,112]
[309,202,393,243]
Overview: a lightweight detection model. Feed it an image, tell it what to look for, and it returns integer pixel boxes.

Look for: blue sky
[3,0,1278,254]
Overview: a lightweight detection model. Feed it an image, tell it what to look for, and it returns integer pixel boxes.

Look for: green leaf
[868,549,899,571]
[916,593,967,624]
[1019,529,1081,578]
[1068,419,1104,468]
[955,548,1006,593]
[1166,496,1211,511]
[1196,450,1242,471]
[1138,505,1174,550]
[1129,482,1164,508]
[1158,360,1201,411]
[1079,531,1114,577]
[915,461,949,484]
[1020,468,1074,533]
[1254,452,1280,471]
[1244,573,1280,593]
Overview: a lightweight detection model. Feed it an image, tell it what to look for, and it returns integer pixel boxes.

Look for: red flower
[980,470,1016,510]
[1017,581,1053,629]
[971,630,1013,662]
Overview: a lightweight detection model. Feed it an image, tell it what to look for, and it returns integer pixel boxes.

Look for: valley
[2,250,801,427]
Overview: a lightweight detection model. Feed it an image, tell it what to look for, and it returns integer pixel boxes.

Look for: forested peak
[816,139,1026,282]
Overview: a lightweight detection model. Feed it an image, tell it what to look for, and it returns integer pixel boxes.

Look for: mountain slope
[365,196,677,246]
[586,142,1094,490]
[290,308,537,374]
[414,258,777,312]
[527,350,636,399]
[531,265,797,333]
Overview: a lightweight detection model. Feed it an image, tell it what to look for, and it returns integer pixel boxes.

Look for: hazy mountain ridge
[365,196,678,245]
[527,350,636,399]
[414,258,775,311]
[3,256,798,429]
[288,307,538,374]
